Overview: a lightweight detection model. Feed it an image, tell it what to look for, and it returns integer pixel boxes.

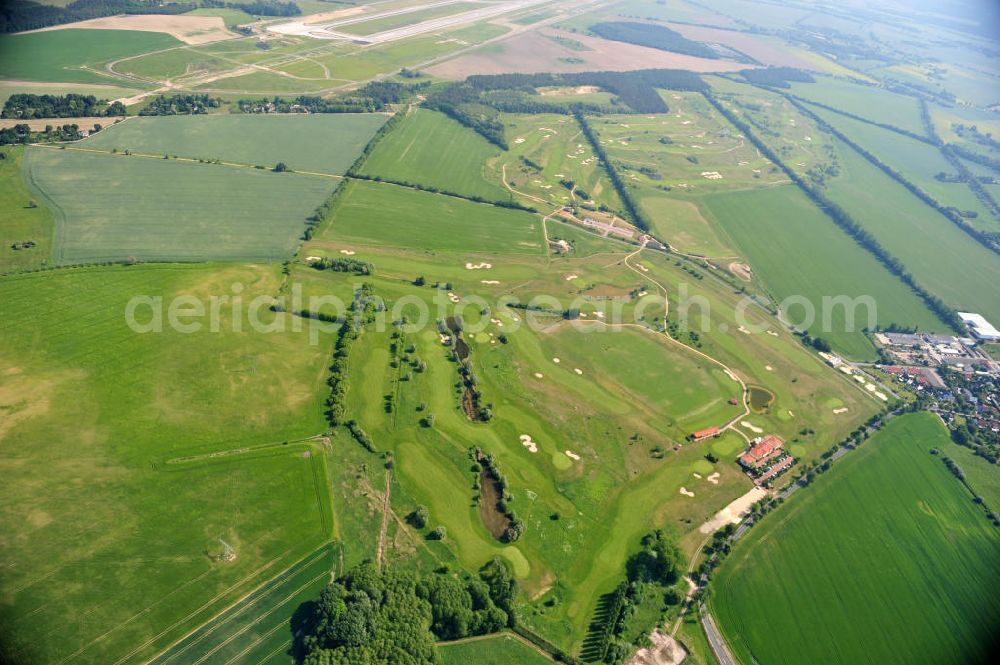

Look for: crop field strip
[23,146,337,264]
[0,265,337,663]
[711,412,1000,665]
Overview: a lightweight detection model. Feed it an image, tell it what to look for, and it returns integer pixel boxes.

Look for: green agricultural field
[0,29,178,84]
[356,108,511,201]
[81,114,387,175]
[808,107,999,231]
[437,634,553,664]
[634,192,733,257]
[0,264,336,664]
[318,179,544,255]
[23,147,336,263]
[0,147,54,273]
[786,75,927,136]
[115,47,235,82]
[823,138,1000,325]
[700,185,946,359]
[711,412,1000,665]
[149,543,336,665]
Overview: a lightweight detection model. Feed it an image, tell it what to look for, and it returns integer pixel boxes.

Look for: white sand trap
[574,368,583,375]
[876,392,888,401]
[519,434,538,453]
[693,472,702,479]
[465,262,492,270]
[680,487,695,497]
[699,487,769,533]
[552,357,561,363]
[305,256,322,262]
[515,137,525,144]
[565,274,579,281]
[833,407,849,414]
[738,325,751,334]
[439,333,451,345]
[448,292,460,303]
[707,472,720,485]
[534,372,544,379]
[787,410,794,418]
[595,311,605,319]
[490,318,503,325]
[765,365,774,371]
[340,249,356,255]
[854,375,866,383]
[741,421,763,434]
[481,280,500,285]
[565,450,581,461]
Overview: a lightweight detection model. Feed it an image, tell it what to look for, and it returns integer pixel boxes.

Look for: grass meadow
[0,265,336,664]
[700,185,946,359]
[356,109,511,201]
[496,113,624,211]
[0,147,53,273]
[80,114,387,175]
[318,179,545,255]
[711,412,1000,665]
[23,147,336,264]
[290,230,874,653]
[0,29,177,84]
[437,634,553,664]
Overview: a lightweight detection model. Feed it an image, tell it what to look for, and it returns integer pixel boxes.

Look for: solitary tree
[273,161,289,172]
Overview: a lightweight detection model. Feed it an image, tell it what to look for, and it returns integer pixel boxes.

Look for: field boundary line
[141,544,332,665]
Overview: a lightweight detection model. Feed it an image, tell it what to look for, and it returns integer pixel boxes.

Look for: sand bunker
[465,262,492,269]
[766,330,779,336]
[574,368,583,375]
[481,280,500,285]
[305,256,322,262]
[699,487,769,533]
[565,450,581,461]
[741,421,763,434]
[765,365,774,371]
[534,372,544,378]
[707,472,720,484]
[552,357,560,363]
[680,487,695,497]
[565,274,579,280]
[626,630,688,665]
[693,472,702,479]
[520,434,538,453]
[448,292,460,303]
[340,249,355,255]
[833,407,849,414]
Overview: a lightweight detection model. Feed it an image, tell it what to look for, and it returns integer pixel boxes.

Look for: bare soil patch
[729,261,752,282]
[0,116,116,130]
[626,630,688,665]
[426,28,748,79]
[666,22,813,69]
[27,15,235,45]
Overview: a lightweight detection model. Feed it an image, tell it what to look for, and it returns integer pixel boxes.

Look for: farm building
[958,312,1000,341]
[691,426,720,441]
[739,435,784,470]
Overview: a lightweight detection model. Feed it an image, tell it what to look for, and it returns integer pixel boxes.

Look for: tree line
[573,109,652,233]
[1,0,196,33]
[788,96,1000,255]
[240,81,426,114]
[324,283,377,430]
[589,21,719,59]
[0,122,103,145]
[202,0,300,17]
[704,92,965,333]
[2,94,124,120]
[139,94,222,116]
[738,66,814,88]
[296,559,517,664]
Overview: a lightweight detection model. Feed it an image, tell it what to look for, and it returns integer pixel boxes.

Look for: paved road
[701,610,738,665]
